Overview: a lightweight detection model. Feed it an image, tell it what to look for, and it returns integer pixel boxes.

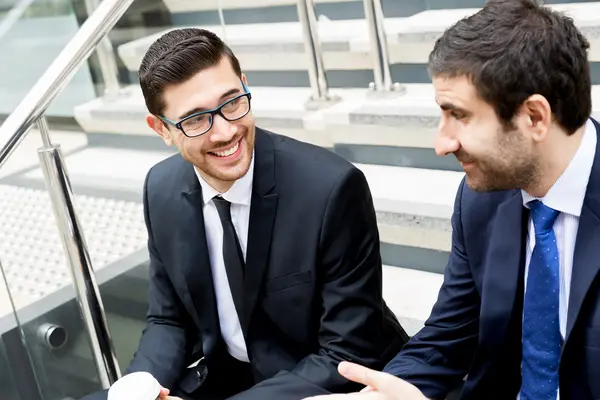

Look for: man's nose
[434,121,460,156]
[208,114,238,143]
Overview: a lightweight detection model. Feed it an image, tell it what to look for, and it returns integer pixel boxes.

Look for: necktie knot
[529,200,559,235]
[213,196,232,223]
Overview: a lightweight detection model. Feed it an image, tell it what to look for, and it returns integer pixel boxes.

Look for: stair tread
[357,163,462,219]
[382,264,443,336]
[76,83,600,122]
[166,0,350,13]
[118,2,600,71]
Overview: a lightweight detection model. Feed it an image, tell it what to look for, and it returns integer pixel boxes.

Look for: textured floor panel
[0,185,147,316]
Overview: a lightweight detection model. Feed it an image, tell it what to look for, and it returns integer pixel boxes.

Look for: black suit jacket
[127,128,408,399]
[384,119,600,400]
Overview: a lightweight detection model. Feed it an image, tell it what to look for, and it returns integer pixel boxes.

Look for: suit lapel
[178,165,221,352]
[482,192,527,354]
[565,118,600,343]
[243,129,278,332]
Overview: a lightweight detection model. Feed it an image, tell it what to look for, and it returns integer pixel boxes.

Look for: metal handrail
[38,117,122,387]
[297,0,330,102]
[0,0,135,389]
[297,0,340,109]
[363,0,403,93]
[84,0,122,96]
[0,0,134,169]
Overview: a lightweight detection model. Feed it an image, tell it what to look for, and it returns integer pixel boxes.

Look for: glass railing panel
[0,0,97,121]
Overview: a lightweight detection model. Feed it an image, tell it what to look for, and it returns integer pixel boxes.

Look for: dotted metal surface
[0,185,147,314]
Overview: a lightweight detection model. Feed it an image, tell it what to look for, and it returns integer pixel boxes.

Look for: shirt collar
[194,152,255,206]
[522,118,596,216]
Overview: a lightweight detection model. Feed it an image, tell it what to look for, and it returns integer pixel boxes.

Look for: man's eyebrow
[177,88,242,120]
[439,102,471,115]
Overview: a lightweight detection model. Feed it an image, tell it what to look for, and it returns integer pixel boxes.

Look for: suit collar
[565,117,600,343]
[474,189,528,386]
[251,127,276,196]
[482,190,527,345]
[579,117,600,223]
[242,127,278,331]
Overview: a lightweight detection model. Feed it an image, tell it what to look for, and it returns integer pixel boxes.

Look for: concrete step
[382,265,443,336]
[74,83,600,171]
[117,2,600,76]
[161,0,600,14]
[160,0,436,25]
[2,142,459,273]
[164,0,354,13]
[0,143,448,338]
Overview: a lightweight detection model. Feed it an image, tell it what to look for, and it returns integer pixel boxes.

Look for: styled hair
[428,0,591,134]
[139,28,242,116]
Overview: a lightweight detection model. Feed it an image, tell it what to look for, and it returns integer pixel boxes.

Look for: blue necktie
[521,200,561,400]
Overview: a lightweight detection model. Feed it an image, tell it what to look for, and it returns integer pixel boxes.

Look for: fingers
[360,385,375,393]
[303,394,362,399]
[303,393,385,400]
[338,362,425,398]
[338,362,391,390]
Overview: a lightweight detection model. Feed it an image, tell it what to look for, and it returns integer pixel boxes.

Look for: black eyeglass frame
[159,82,252,138]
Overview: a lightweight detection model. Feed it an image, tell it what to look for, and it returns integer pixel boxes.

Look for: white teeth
[213,141,239,157]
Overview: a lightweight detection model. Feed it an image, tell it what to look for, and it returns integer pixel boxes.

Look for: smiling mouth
[209,140,240,157]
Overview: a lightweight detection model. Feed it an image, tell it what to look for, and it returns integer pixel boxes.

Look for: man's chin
[465,175,514,193]
[211,158,252,182]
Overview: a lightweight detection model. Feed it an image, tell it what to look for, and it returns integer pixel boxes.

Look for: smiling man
[82,28,408,400]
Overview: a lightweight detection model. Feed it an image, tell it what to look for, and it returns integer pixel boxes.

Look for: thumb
[338,362,424,397]
[159,386,170,398]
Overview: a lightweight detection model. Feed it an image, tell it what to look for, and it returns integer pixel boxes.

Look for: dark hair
[429,0,591,134]
[139,28,242,116]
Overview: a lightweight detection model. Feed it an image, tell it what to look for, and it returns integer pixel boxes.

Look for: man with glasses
[82,28,407,400]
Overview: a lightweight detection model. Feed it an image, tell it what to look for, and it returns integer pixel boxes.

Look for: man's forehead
[162,72,241,118]
[433,75,477,105]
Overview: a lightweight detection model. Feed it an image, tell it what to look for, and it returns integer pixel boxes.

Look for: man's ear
[146,114,174,146]
[517,94,552,143]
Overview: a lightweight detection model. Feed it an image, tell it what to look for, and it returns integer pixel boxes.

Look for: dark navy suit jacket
[385,119,600,400]
[125,128,407,399]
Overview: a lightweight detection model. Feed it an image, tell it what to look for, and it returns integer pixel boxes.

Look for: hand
[303,361,428,400]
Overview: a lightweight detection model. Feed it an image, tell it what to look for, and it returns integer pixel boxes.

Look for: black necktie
[212,196,245,325]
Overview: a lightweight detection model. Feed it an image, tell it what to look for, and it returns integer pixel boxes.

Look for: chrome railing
[0,0,135,389]
[0,0,133,168]
[296,0,401,107]
[297,0,340,109]
[364,0,403,93]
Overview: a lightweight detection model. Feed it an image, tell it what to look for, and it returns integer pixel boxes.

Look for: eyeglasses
[160,83,252,138]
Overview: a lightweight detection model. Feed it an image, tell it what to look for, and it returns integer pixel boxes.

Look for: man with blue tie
[306,0,600,399]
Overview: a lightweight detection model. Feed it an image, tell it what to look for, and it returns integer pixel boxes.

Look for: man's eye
[451,111,465,120]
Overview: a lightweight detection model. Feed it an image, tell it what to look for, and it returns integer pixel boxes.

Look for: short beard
[461,126,541,192]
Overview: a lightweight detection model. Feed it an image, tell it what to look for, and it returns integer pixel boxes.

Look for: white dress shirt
[194,155,254,362]
[518,118,597,399]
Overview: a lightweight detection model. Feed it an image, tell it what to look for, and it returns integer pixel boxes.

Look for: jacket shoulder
[262,128,357,180]
[146,152,188,185]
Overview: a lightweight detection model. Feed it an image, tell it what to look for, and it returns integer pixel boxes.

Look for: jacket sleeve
[383,178,480,399]
[229,167,407,400]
